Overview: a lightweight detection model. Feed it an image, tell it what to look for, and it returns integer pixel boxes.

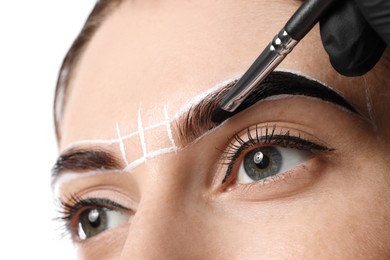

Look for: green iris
[243,147,282,180]
[79,208,108,239]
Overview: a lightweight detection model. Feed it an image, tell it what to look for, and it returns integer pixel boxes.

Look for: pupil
[253,151,270,169]
[243,147,282,181]
[88,209,101,228]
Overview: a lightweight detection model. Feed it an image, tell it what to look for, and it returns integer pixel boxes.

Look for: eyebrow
[51,148,122,186]
[174,71,357,144]
[52,71,357,184]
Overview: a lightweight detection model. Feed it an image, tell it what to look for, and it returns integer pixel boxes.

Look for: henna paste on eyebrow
[173,80,237,145]
[174,71,358,145]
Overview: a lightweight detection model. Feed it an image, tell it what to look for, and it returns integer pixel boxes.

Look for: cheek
[306,191,390,257]
[221,200,389,258]
[76,225,129,260]
[299,157,390,257]
[206,165,390,258]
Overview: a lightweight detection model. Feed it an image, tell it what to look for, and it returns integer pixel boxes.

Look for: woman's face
[55,0,390,258]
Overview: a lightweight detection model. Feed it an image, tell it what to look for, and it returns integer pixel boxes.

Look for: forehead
[60,0,374,151]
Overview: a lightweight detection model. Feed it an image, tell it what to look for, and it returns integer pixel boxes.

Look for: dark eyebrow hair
[174,71,358,144]
[51,148,122,186]
[52,71,357,185]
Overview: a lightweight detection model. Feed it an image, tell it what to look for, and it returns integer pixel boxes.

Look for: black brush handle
[286,0,337,40]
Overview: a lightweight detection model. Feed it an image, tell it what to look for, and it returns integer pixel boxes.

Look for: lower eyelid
[222,161,323,201]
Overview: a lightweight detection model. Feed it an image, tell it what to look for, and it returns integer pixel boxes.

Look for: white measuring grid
[63,105,178,172]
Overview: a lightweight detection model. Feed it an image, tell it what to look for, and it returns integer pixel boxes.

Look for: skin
[57,0,390,259]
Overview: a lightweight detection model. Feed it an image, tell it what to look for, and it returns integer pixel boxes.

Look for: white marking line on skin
[122,146,177,172]
[181,69,354,147]
[138,109,147,157]
[54,147,179,191]
[64,138,121,151]
[63,123,166,152]
[124,157,146,172]
[58,75,242,188]
[363,76,377,132]
[276,68,362,116]
[147,146,177,158]
[275,68,332,88]
[164,105,177,150]
[172,69,333,123]
[123,105,178,172]
[116,123,129,166]
[173,74,242,120]
[119,131,139,141]
[62,108,178,175]
[63,75,241,152]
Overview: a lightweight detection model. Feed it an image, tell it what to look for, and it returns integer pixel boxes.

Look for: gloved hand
[320,0,390,76]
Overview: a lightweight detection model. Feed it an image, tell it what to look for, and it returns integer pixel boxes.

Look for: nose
[119,159,215,259]
[120,199,205,259]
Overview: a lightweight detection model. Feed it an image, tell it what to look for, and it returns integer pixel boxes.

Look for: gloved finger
[354,0,390,46]
[319,0,386,76]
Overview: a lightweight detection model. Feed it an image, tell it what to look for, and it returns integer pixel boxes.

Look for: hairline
[54,0,123,141]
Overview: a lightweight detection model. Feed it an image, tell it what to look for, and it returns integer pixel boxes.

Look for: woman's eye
[237,146,313,184]
[77,207,129,240]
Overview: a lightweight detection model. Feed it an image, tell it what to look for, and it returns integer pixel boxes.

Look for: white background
[0,1,95,259]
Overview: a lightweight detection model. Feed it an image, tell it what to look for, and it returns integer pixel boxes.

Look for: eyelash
[55,126,331,238]
[56,194,129,239]
[220,125,333,184]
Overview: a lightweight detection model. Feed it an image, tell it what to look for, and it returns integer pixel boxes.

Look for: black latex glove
[320,0,390,76]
